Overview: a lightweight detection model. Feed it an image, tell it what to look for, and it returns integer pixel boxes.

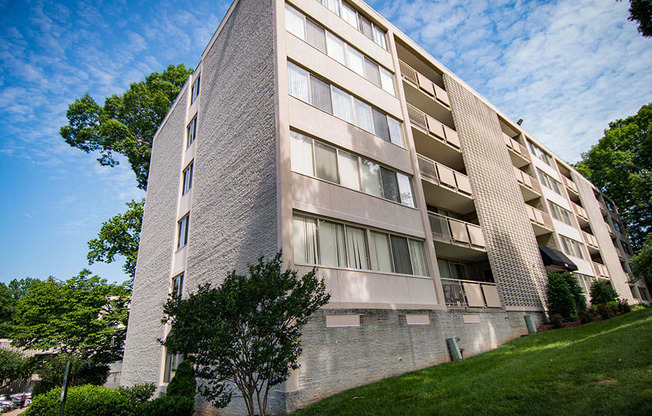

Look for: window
[285,5,394,94]
[190,74,200,104]
[560,235,584,259]
[178,215,189,249]
[317,0,388,49]
[548,201,573,226]
[437,259,479,281]
[613,221,623,233]
[620,241,633,255]
[293,213,429,276]
[171,274,184,299]
[287,62,403,146]
[163,351,182,383]
[605,200,616,213]
[527,141,553,166]
[537,169,562,195]
[186,116,197,148]
[290,131,415,207]
[182,162,193,195]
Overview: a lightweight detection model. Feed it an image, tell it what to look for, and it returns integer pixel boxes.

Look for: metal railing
[513,166,542,194]
[503,133,531,161]
[572,202,589,220]
[525,205,553,230]
[407,104,460,149]
[593,262,610,279]
[399,60,450,107]
[441,278,501,308]
[428,212,485,249]
[562,175,579,194]
[581,230,599,248]
[418,155,472,197]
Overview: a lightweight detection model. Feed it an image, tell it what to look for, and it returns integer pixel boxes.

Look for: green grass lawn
[293,309,652,416]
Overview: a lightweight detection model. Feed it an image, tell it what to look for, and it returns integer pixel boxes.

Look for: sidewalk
[4,407,27,416]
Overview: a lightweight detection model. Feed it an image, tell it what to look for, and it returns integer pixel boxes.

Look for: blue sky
[0,0,650,285]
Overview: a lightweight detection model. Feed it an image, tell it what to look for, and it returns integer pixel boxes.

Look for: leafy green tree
[625,0,652,37]
[575,103,651,250]
[11,270,130,366]
[87,199,144,283]
[547,272,586,321]
[0,349,32,390]
[163,253,330,416]
[590,281,619,305]
[60,64,194,190]
[32,354,110,395]
[632,233,652,290]
[166,360,196,400]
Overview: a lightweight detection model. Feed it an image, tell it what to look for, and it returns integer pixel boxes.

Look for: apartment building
[120,0,649,413]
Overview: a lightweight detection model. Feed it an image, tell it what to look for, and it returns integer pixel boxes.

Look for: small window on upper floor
[527,141,553,167]
[613,221,623,233]
[178,214,190,249]
[318,0,387,49]
[186,116,197,148]
[605,199,616,213]
[182,162,193,195]
[190,74,201,105]
[171,273,184,299]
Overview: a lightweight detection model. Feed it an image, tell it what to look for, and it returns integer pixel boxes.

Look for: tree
[32,354,110,395]
[60,64,194,190]
[0,349,32,390]
[590,281,619,305]
[11,270,130,366]
[546,272,586,321]
[162,253,330,416]
[575,103,652,250]
[87,199,144,283]
[626,0,652,37]
[166,360,196,400]
[632,232,652,290]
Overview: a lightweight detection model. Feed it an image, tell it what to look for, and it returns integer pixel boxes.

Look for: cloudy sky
[0,0,650,284]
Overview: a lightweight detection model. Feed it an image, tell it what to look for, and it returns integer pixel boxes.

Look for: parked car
[10,392,30,409]
[0,395,15,412]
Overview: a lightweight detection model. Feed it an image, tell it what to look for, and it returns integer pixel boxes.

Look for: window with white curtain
[285,4,394,94]
[287,62,403,146]
[293,213,429,277]
[318,0,388,49]
[290,132,415,207]
[340,2,358,27]
[373,26,386,49]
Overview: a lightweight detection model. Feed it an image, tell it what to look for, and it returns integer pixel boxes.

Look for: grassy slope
[294,309,652,416]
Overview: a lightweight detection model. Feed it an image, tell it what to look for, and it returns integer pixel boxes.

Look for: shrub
[579,309,593,324]
[617,299,631,314]
[632,304,647,312]
[166,360,196,400]
[136,395,194,416]
[117,383,156,407]
[590,281,619,305]
[32,355,110,396]
[549,313,564,328]
[547,272,585,321]
[596,302,617,320]
[25,384,133,416]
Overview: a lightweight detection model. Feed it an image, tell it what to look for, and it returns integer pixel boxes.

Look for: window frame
[177,214,190,249]
[186,116,197,148]
[182,161,193,195]
[190,74,201,105]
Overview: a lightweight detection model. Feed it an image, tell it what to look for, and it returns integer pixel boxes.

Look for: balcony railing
[562,175,579,194]
[418,154,472,197]
[525,205,553,230]
[572,202,589,221]
[428,212,485,250]
[582,230,599,249]
[503,133,531,161]
[513,166,542,194]
[399,60,450,107]
[407,104,460,149]
[593,262,610,279]
[441,278,501,308]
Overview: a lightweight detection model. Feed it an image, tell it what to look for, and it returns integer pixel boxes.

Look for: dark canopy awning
[539,245,578,271]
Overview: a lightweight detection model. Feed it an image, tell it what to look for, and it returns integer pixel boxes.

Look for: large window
[177,214,190,249]
[190,74,200,105]
[182,161,193,195]
[548,201,573,226]
[560,235,584,259]
[288,62,403,146]
[285,5,394,95]
[293,213,428,276]
[537,169,562,195]
[186,116,197,148]
[317,0,387,49]
[290,131,414,207]
[527,141,553,166]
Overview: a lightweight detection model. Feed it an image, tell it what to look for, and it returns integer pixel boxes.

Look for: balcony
[513,166,542,201]
[572,202,589,223]
[525,205,553,236]
[582,230,599,251]
[593,262,610,279]
[399,60,450,108]
[441,278,501,308]
[562,175,579,195]
[503,133,531,168]
[419,155,475,214]
[429,212,487,261]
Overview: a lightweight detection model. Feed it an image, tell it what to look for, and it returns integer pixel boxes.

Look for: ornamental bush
[117,383,156,408]
[135,395,194,416]
[590,281,619,305]
[546,272,586,321]
[166,360,196,400]
[25,384,132,416]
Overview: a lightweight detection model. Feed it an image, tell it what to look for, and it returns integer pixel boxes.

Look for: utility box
[524,315,537,334]
[446,337,463,361]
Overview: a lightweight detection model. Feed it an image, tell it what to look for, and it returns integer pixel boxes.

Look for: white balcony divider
[440,278,500,308]
[399,60,450,108]
[562,175,579,194]
[428,212,485,250]
[504,133,531,160]
[408,104,460,149]
[582,230,599,248]
[513,166,541,194]
[418,154,472,197]
[572,202,589,220]
[525,205,552,229]
[593,262,610,279]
